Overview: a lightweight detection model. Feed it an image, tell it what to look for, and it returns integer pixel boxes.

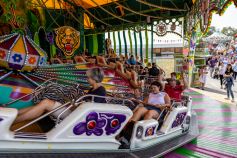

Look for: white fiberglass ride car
[0,84,199,158]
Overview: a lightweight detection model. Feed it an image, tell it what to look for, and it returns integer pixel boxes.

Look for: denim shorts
[145,105,161,114]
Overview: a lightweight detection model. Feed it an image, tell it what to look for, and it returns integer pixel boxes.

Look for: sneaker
[225,98,230,100]
[221,86,223,89]
[231,99,235,103]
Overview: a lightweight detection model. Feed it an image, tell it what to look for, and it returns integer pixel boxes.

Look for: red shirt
[165,84,184,101]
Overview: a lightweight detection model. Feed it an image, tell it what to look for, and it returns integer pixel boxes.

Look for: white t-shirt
[219,65,226,75]
[148,92,166,105]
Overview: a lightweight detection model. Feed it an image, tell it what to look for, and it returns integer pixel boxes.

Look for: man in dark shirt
[149,63,160,76]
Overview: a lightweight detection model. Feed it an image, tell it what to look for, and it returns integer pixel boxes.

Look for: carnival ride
[0,85,198,157]
[0,32,199,157]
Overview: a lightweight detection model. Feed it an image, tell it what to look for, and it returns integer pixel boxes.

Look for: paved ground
[192,73,237,109]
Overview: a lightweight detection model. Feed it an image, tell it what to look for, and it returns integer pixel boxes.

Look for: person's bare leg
[144,110,159,120]
[18,106,35,115]
[130,107,148,122]
[14,99,55,124]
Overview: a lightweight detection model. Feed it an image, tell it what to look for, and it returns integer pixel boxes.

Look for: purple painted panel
[145,126,156,137]
[99,113,126,135]
[73,112,126,136]
[171,112,187,128]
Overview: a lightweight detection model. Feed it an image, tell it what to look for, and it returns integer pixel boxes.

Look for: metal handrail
[14,101,71,132]
[156,95,191,122]
[75,94,136,108]
[55,100,85,125]
[1,78,57,107]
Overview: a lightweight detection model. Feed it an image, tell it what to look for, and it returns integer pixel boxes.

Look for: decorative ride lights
[153,18,184,37]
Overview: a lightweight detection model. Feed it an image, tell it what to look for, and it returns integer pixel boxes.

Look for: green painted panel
[118,31,121,55]
[113,31,116,53]
[145,24,148,60]
[139,31,143,62]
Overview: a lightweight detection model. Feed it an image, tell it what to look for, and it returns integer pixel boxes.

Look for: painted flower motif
[100,113,126,135]
[73,112,106,136]
[12,54,23,63]
[0,50,6,59]
[28,56,36,64]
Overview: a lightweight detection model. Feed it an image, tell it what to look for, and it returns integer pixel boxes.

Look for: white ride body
[130,96,192,149]
[0,102,133,150]
[0,95,193,151]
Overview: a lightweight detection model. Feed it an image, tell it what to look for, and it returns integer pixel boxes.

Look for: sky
[211,4,237,30]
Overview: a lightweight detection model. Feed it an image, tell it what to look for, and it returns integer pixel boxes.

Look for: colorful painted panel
[73,112,126,136]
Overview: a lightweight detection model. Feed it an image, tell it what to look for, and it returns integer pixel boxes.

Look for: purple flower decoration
[12,54,23,63]
[145,126,156,137]
[100,113,126,135]
[73,112,106,136]
[171,112,187,128]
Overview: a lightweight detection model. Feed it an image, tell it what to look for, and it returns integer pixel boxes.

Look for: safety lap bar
[75,94,136,107]
[14,101,71,132]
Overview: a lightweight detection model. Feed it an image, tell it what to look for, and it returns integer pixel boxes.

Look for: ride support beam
[128,29,133,55]
[151,24,154,62]
[145,24,149,61]
[139,31,143,62]
[123,30,128,56]
[113,31,116,53]
[118,31,122,55]
[134,27,138,57]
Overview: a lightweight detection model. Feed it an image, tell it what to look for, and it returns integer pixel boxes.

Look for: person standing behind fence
[219,62,226,89]
[224,64,235,102]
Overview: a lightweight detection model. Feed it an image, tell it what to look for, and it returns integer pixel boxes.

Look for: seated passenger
[86,68,106,103]
[164,73,188,101]
[50,58,63,64]
[126,55,136,65]
[130,81,171,121]
[149,63,160,77]
[74,56,87,63]
[96,56,116,69]
[14,68,106,124]
[166,72,181,85]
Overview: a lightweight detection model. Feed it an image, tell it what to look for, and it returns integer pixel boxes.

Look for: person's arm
[181,73,188,90]
[154,94,171,110]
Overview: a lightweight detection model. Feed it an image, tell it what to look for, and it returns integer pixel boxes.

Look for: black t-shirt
[225,69,233,75]
[87,86,107,103]
[149,67,160,76]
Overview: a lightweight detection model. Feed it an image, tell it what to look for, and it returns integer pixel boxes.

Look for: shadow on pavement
[202,87,226,95]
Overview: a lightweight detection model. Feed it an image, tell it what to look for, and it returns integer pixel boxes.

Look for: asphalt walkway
[192,73,237,110]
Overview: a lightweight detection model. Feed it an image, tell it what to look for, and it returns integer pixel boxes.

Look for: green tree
[205,26,216,37]
[221,27,237,36]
